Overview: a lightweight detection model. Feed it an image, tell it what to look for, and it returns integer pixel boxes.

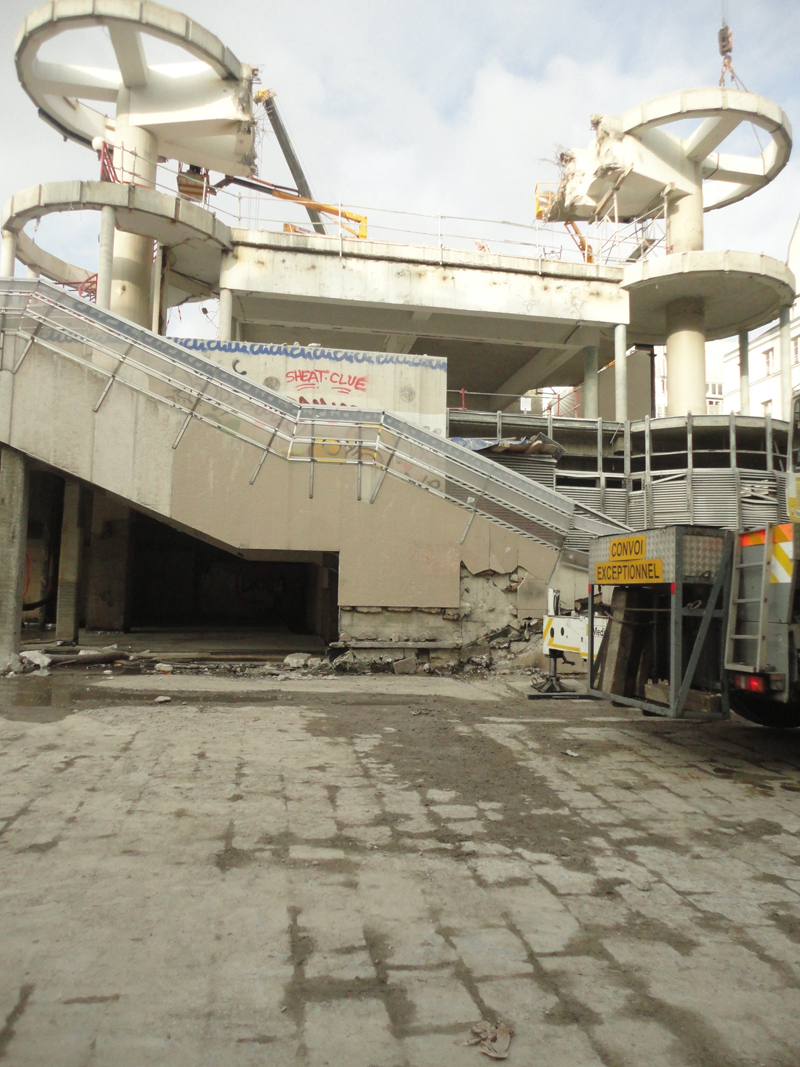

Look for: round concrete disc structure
[620,88,792,213]
[624,251,796,345]
[2,182,231,307]
[15,0,255,176]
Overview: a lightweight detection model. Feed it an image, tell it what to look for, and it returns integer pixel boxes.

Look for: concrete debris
[463,1020,513,1060]
[563,749,580,758]
[154,695,171,704]
[392,656,417,675]
[468,653,493,669]
[154,662,173,673]
[283,653,311,668]
[332,650,356,672]
[20,650,52,669]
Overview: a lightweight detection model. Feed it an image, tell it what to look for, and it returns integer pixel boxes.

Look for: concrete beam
[224,240,628,332]
[0,447,29,670]
[386,335,417,354]
[490,327,601,405]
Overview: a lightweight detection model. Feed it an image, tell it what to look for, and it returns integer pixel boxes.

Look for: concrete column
[738,330,750,415]
[0,447,29,670]
[0,231,17,277]
[665,297,706,415]
[780,306,792,422]
[583,345,599,419]
[614,324,627,422]
[26,266,40,280]
[55,482,83,643]
[150,243,163,333]
[218,288,234,341]
[666,179,704,254]
[85,494,132,631]
[111,120,157,327]
[96,205,116,311]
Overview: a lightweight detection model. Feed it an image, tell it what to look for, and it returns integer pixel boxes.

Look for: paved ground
[2,672,800,1066]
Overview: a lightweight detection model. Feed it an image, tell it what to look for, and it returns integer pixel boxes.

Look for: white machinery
[532,588,608,697]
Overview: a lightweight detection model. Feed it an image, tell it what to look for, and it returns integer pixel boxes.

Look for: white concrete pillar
[583,346,599,419]
[111,119,157,327]
[96,205,116,311]
[666,179,704,254]
[0,447,29,670]
[738,331,750,415]
[665,297,706,416]
[218,288,234,342]
[0,231,17,277]
[614,324,627,422]
[26,266,40,279]
[55,482,83,644]
[150,244,163,333]
[780,306,792,422]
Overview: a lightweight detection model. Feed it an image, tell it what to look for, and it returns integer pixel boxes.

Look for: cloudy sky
[2,0,799,341]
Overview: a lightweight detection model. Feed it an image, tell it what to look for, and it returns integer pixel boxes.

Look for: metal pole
[738,330,750,415]
[614,324,627,422]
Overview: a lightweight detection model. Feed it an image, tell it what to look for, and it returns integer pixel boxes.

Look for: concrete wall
[170,338,448,436]
[0,335,561,641]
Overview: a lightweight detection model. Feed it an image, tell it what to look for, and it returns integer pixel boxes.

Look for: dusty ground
[1,670,800,1066]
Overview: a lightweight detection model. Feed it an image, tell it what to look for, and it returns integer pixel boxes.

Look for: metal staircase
[0,278,627,553]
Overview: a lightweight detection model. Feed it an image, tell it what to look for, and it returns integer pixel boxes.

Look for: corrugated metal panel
[740,471,779,528]
[627,491,646,530]
[489,453,556,488]
[692,470,739,528]
[651,476,691,526]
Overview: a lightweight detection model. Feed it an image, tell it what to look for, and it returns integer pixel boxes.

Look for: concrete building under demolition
[0,0,796,666]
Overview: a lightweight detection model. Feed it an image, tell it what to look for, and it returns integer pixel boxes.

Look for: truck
[546,400,800,728]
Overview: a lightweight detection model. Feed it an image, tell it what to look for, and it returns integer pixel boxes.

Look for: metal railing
[0,279,627,551]
[95,144,667,268]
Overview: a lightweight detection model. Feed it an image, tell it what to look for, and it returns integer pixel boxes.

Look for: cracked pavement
[1,673,800,1065]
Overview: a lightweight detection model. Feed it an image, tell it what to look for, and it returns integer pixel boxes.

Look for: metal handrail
[0,278,628,548]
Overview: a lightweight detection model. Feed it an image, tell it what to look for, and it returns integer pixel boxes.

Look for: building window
[794,336,800,365]
[762,399,772,416]
[764,348,774,376]
[706,382,723,396]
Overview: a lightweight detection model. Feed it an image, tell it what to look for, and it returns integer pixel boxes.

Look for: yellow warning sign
[594,558,663,584]
[608,535,647,562]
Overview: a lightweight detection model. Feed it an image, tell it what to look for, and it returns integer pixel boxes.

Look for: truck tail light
[732,672,768,693]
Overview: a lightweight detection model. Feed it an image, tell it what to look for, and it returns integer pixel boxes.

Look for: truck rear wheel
[728,690,800,729]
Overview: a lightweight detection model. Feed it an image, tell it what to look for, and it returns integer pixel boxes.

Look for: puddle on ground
[0,669,292,722]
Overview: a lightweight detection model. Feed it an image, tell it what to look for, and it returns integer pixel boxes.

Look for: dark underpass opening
[129,513,339,644]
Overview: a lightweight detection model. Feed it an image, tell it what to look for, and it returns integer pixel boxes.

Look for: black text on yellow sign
[594,558,663,584]
[608,535,646,561]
